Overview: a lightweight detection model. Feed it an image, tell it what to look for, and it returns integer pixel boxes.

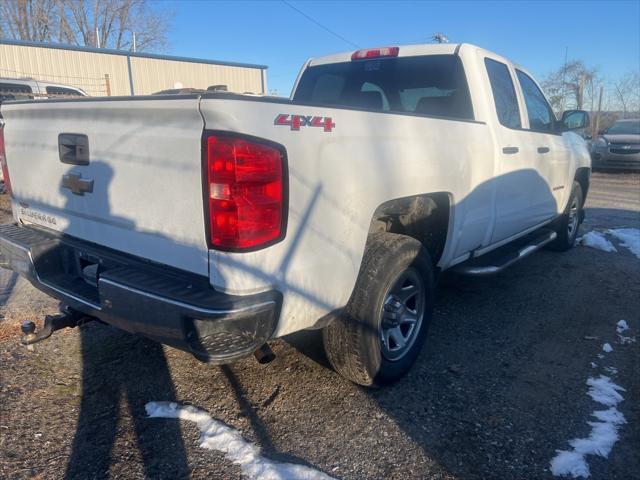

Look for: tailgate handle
[58,134,90,166]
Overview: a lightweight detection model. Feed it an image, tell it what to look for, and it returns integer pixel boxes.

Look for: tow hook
[20,308,92,345]
[253,343,276,364]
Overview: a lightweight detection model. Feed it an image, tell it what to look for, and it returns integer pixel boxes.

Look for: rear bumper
[0,223,281,364]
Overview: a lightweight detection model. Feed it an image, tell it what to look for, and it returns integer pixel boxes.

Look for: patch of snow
[587,375,625,407]
[569,409,625,457]
[592,407,625,424]
[579,231,617,253]
[604,366,618,375]
[551,373,627,477]
[615,320,635,344]
[616,320,629,333]
[617,335,636,344]
[597,354,604,359]
[602,343,613,353]
[608,228,640,259]
[550,450,590,478]
[590,362,597,369]
[146,401,336,480]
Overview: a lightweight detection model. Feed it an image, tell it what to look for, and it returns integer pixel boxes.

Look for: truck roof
[308,43,466,66]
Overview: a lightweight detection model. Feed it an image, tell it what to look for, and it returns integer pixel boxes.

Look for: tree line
[541,60,639,125]
[0,0,169,52]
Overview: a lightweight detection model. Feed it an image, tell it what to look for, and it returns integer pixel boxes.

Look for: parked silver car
[0,78,86,104]
[591,119,640,170]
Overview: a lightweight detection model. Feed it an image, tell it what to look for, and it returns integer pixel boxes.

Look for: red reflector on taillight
[0,127,12,197]
[205,134,285,251]
[351,46,399,61]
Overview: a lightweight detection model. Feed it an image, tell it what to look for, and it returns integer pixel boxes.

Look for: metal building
[0,39,268,97]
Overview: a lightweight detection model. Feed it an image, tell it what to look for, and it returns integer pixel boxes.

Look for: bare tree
[542,60,598,112]
[612,71,640,118]
[0,0,169,52]
[0,0,61,42]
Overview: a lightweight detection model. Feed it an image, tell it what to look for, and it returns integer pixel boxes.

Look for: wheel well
[575,167,590,207]
[368,193,451,265]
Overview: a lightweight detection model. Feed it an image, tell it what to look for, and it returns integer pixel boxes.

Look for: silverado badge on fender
[274,114,335,132]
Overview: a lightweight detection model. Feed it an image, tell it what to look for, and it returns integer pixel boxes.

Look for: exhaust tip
[253,343,275,364]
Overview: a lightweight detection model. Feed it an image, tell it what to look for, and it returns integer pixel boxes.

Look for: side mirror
[560,110,590,131]
[598,129,606,135]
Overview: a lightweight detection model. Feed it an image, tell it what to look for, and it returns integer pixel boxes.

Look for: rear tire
[322,233,434,387]
[548,181,583,251]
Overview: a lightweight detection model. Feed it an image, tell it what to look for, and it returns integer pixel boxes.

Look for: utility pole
[132,32,137,53]
[593,85,603,139]
[578,73,585,110]
[559,46,568,113]
[104,74,111,96]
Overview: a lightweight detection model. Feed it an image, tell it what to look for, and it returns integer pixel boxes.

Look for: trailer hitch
[20,307,92,345]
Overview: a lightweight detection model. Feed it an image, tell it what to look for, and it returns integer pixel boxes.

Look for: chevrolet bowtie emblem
[62,173,94,196]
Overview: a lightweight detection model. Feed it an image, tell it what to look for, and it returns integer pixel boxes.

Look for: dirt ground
[0,172,638,480]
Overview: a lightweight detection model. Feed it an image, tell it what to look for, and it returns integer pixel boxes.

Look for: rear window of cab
[293,55,474,121]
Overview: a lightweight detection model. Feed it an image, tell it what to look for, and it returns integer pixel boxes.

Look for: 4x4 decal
[274,114,335,132]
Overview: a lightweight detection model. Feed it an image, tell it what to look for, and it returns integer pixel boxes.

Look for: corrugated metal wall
[0,41,265,97]
[130,56,264,95]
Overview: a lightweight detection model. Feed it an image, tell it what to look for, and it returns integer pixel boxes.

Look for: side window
[45,86,84,98]
[0,83,33,102]
[516,70,554,132]
[484,58,521,129]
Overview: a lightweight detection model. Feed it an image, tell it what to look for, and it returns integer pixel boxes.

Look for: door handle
[537,147,550,154]
[502,147,519,155]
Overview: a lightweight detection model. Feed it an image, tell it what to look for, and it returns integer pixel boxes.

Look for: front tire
[548,181,583,251]
[322,233,434,387]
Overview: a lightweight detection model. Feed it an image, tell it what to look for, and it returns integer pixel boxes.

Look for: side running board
[453,229,557,276]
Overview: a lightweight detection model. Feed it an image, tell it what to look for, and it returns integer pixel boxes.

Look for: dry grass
[0,191,12,219]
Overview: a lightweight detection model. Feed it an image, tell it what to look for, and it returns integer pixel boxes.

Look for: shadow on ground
[64,325,189,479]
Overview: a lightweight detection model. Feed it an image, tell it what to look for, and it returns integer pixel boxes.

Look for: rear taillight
[204,133,286,251]
[0,126,11,197]
[351,46,399,61]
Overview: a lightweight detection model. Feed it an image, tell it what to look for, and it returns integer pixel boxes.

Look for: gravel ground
[0,172,638,480]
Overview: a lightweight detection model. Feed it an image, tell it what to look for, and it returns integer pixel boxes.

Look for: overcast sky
[165,0,640,96]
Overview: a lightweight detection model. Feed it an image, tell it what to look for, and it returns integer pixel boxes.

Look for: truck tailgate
[1,98,209,276]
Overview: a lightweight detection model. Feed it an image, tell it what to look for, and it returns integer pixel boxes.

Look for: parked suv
[591,119,640,170]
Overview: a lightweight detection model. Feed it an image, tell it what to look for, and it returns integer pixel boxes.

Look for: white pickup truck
[0,43,590,386]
